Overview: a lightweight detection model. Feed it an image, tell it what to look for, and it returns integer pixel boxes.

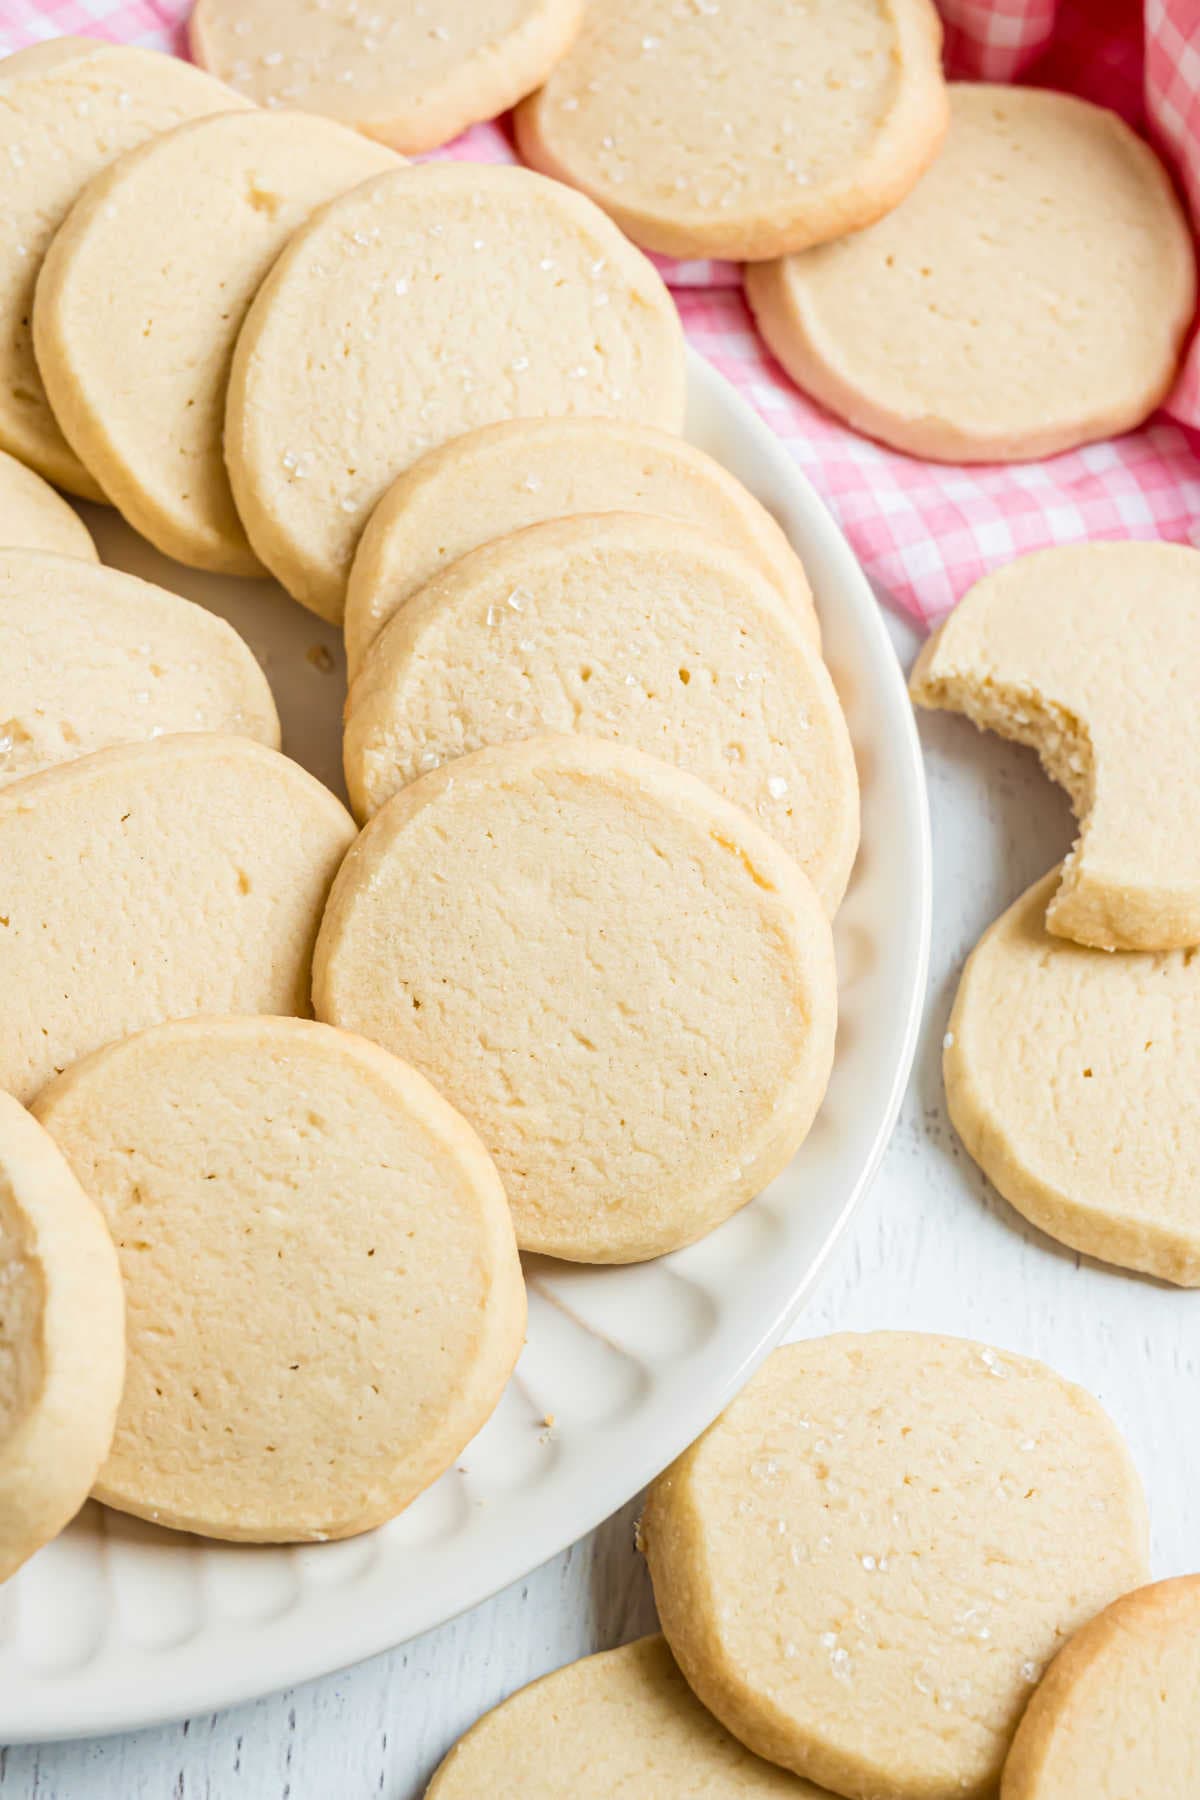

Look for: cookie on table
[35,1015,524,1542]
[0,549,279,785]
[0,449,96,560]
[0,37,247,499]
[912,542,1200,952]
[315,735,837,1263]
[343,513,857,911]
[746,85,1196,463]
[0,734,355,1104]
[33,109,398,576]
[426,1635,831,1798]
[514,0,947,261]
[641,1332,1149,1800]
[0,1090,124,1584]
[343,417,818,678]
[190,0,583,155]
[945,868,1200,1286]
[1001,1576,1200,1800]
[226,162,685,623]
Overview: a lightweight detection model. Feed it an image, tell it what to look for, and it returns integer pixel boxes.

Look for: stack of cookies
[2,14,1195,1794]
[0,33,856,1579]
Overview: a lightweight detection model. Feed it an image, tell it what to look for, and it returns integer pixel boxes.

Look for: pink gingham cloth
[2,0,1200,626]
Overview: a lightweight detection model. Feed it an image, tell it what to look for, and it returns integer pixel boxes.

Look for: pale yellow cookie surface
[190,0,582,154]
[746,85,1196,462]
[0,449,96,560]
[35,1015,524,1543]
[0,1089,124,1584]
[225,162,686,622]
[912,542,1200,951]
[343,416,818,678]
[1001,1576,1200,1800]
[0,734,355,1104]
[642,1333,1149,1800]
[0,549,279,785]
[945,869,1200,1286]
[0,37,247,498]
[344,513,857,910]
[514,0,947,261]
[427,1636,833,1799]
[315,735,837,1263]
[34,109,397,575]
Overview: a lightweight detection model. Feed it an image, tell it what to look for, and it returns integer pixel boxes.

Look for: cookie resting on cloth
[746,86,1195,463]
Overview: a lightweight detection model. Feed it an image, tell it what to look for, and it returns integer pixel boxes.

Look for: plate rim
[6,347,932,1742]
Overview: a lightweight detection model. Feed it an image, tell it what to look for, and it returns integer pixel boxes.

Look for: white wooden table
[5,614,1194,1799]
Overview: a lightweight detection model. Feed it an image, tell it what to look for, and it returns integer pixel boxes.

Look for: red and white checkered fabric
[1,0,1198,626]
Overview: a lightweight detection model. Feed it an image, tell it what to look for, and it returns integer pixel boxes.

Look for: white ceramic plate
[0,352,930,1743]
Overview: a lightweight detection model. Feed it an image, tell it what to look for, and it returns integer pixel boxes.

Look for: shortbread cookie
[343,417,818,678]
[225,163,685,622]
[945,869,1200,1286]
[0,37,247,498]
[514,0,947,261]
[427,1636,831,1798]
[34,110,397,576]
[746,85,1195,462]
[0,1089,124,1584]
[0,449,96,560]
[642,1333,1149,1800]
[0,734,355,1103]
[315,735,836,1263]
[912,542,1200,951]
[1001,1576,1200,1800]
[0,550,279,785]
[35,1015,524,1542]
[191,0,583,155]
[344,514,857,910]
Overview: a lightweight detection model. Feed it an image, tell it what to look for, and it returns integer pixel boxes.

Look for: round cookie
[0,734,355,1104]
[224,162,686,623]
[0,448,96,560]
[514,0,948,261]
[190,0,583,155]
[745,85,1196,462]
[33,110,399,576]
[314,735,837,1264]
[343,417,818,678]
[642,1333,1149,1800]
[0,37,248,499]
[427,1636,833,1798]
[0,1089,124,1584]
[343,513,857,911]
[1001,1576,1200,1800]
[945,868,1200,1287]
[34,1015,524,1542]
[0,549,279,786]
[911,542,1200,952]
